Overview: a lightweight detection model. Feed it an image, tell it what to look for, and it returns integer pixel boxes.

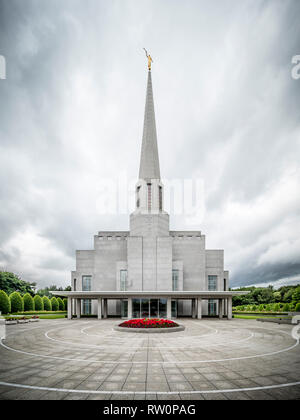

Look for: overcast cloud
[0,0,300,289]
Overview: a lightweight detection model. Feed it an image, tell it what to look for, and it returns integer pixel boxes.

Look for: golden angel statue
[143,48,153,71]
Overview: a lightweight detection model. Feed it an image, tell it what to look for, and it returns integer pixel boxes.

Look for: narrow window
[224,278,226,291]
[208,275,217,291]
[147,183,152,211]
[73,278,77,291]
[172,269,179,291]
[136,186,140,208]
[82,275,92,291]
[120,270,128,291]
[159,186,162,211]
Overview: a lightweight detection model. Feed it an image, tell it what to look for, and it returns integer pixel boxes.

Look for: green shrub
[33,295,44,311]
[251,305,257,311]
[23,293,34,311]
[258,304,264,312]
[50,297,59,311]
[0,290,11,314]
[295,303,300,312]
[273,303,280,312]
[42,296,51,311]
[9,291,23,312]
[63,298,68,311]
[57,297,64,311]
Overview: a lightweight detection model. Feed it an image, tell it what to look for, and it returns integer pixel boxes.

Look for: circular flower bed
[119,318,179,329]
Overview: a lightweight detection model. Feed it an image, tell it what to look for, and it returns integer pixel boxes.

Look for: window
[82,275,92,291]
[73,278,77,291]
[172,269,179,291]
[120,270,127,291]
[136,186,140,208]
[147,183,152,211]
[208,299,217,316]
[224,278,227,291]
[83,299,91,315]
[159,186,162,211]
[208,275,217,291]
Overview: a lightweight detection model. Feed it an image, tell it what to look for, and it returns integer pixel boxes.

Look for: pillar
[219,299,223,319]
[192,299,196,318]
[67,297,72,319]
[103,298,108,319]
[128,298,132,319]
[197,298,202,319]
[227,297,232,320]
[76,298,81,319]
[97,298,102,320]
[167,298,172,319]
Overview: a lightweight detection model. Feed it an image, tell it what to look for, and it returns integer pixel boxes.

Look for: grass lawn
[3,311,67,320]
[234,314,291,320]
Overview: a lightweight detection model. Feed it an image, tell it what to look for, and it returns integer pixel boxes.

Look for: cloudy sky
[0,0,300,289]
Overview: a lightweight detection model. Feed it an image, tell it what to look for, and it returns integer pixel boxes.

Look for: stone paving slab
[0,318,299,400]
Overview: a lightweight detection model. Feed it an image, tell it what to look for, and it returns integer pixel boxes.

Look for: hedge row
[0,290,68,315]
[233,302,300,313]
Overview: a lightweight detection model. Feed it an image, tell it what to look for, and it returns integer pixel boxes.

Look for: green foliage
[50,297,59,311]
[42,296,51,311]
[0,290,11,314]
[23,293,34,311]
[273,303,280,312]
[295,303,300,312]
[9,291,24,312]
[63,298,68,311]
[282,303,290,311]
[57,297,64,311]
[0,271,36,296]
[33,295,44,311]
[273,291,281,302]
[292,287,300,303]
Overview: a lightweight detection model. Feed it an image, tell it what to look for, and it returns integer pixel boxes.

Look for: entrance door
[150,299,158,317]
[141,299,149,318]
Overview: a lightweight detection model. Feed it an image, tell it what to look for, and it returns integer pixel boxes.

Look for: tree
[0,290,10,314]
[283,288,295,303]
[63,298,68,311]
[273,291,281,302]
[282,303,290,312]
[33,295,44,311]
[0,271,36,296]
[23,293,34,311]
[57,297,64,311]
[50,297,59,311]
[292,287,300,303]
[42,296,51,311]
[10,291,23,313]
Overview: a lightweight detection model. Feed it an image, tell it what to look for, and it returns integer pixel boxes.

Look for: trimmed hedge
[0,290,11,314]
[50,297,59,311]
[295,303,300,312]
[23,293,34,311]
[33,294,44,311]
[42,296,52,311]
[57,297,64,311]
[9,291,24,312]
[63,298,68,311]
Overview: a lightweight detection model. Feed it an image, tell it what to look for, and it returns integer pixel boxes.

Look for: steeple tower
[139,70,161,181]
[132,68,166,217]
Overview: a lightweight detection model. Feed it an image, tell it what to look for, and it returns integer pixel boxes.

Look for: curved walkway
[0,318,299,400]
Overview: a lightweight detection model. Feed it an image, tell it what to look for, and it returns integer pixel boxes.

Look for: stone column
[192,299,196,319]
[128,298,132,319]
[97,298,102,320]
[76,299,81,319]
[219,299,223,319]
[167,298,172,319]
[228,297,233,320]
[67,297,72,319]
[103,299,108,319]
[197,298,202,319]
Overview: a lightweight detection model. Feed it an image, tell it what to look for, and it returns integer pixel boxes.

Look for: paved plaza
[0,318,299,400]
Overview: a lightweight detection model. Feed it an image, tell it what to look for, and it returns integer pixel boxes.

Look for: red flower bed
[119,318,179,329]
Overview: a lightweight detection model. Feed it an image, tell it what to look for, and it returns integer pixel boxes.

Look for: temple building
[56,64,247,319]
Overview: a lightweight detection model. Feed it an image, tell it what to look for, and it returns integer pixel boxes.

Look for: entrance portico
[56,291,243,320]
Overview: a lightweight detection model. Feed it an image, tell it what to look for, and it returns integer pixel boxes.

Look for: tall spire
[138,70,161,180]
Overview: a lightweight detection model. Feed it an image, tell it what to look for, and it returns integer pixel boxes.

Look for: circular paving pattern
[0,318,300,400]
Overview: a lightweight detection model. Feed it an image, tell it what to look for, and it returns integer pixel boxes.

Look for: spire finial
[143,48,153,71]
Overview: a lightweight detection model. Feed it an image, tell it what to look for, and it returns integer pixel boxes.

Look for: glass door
[150,299,158,317]
[141,299,149,318]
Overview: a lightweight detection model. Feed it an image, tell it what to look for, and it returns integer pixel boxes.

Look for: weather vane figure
[143,48,153,71]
